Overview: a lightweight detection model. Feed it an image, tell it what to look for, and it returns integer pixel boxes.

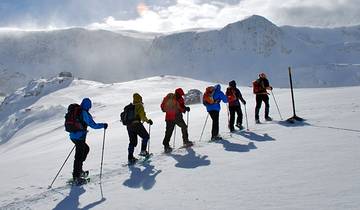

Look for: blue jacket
[205,84,228,112]
[69,98,105,140]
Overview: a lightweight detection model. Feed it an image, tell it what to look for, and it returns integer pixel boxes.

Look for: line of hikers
[65,73,273,184]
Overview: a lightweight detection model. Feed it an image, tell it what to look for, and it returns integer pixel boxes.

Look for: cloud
[88,0,360,32]
[1,0,359,31]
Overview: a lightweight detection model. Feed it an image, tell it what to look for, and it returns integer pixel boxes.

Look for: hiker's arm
[137,105,149,122]
[221,92,228,103]
[82,111,105,129]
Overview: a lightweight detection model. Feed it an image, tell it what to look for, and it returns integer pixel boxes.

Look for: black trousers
[71,138,89,178]
[255,94,270,120]
[163,115,189,147]
[209,110,219,138]
[229,105,243,130]
[127,122,149,159]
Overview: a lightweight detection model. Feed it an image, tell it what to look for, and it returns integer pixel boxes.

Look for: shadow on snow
[123,161,162,190]
[53,186,105,210]
[169,147,211,169]
[212,138,257,153]
[236,130,275,142]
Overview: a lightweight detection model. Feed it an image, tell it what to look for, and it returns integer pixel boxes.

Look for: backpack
[64,104,85,132]
[203,86,215,106]
[253,80,261,94]
[120,103,136,125]
[227,88,237,103]
[161,93,177,112]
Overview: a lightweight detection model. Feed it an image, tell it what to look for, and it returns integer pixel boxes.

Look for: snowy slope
[0,76,359,210]
[1,15,360,95]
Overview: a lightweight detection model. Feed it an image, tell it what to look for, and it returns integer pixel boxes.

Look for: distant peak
[223,15,278,30]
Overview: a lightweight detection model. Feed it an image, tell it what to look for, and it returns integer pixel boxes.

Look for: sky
[0,0,359,32]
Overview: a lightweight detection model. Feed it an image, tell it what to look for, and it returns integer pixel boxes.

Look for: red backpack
[253,80,261,94]
[64,104,86,132]
[227,88,237,103]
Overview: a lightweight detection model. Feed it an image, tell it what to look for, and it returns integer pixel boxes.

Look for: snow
[0,75,359,210]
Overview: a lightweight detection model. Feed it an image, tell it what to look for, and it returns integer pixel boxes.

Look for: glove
[147,119,153,125]
[103,123,108,129]
[185,106,190,112]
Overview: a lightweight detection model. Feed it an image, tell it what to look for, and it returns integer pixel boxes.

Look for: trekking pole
[271,90,283,120]
[173,126,176,148]
[244,104,249,131]
[148,124,151,153]
[227,104,230,130]
[186,111,189,127]
[100,129,106,182]
[199,113,209,142]
[48,145,75,189]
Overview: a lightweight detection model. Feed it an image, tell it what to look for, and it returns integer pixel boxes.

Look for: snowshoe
[68,177,90,186]
[164,146,173,153]
[210,136,222,141]
[139,150,150,157]
[80,170,89,178]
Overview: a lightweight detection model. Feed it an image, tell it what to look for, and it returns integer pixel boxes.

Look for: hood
[214,84,221,92]
[229,80,236,87]
[175,88,185,96]
[133,93,143,104]
[81,98,92,111]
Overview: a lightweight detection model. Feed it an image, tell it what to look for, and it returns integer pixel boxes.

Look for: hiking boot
[139,150,150,157]
[265,116,273,121]
[255,119,260,124]
[164,146,173,153]
[229,126,235,132]
[211,135,222,141]
[236,124,244,130]
[183,141,193,147]
[128,156,138,165]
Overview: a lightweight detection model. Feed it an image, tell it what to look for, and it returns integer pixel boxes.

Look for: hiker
[126,93,153,164]
[226,80,246,132]
[68,98,108,184]
[253,72,273,123]
[161,88,193,153]
[203,84,228,140]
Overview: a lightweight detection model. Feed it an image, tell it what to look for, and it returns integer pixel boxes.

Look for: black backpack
[120,103,136,125]
[64,104,86,132]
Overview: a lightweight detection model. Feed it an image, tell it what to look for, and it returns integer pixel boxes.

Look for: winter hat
[259,72,266,78]
[81,98,92,111]
[229,80,236,87]
[133,93,143,104]
[175,88,185,96]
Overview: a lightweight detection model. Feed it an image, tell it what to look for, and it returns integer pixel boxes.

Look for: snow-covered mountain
[149,15,360,87]
[0,28,151,94]
[1,15,360,95]
[0,76,359,209]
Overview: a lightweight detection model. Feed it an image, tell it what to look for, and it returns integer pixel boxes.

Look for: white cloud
[88,0,360,32]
